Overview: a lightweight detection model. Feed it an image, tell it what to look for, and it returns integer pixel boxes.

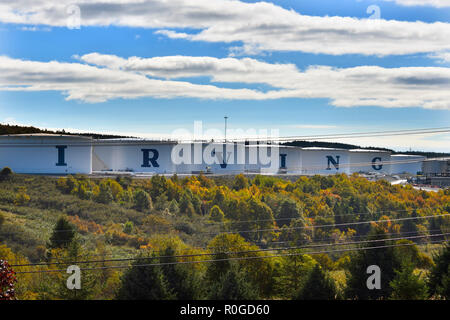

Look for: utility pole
[224,116,228,143]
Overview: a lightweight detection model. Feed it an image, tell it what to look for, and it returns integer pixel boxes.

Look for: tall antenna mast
[224,116,228,143]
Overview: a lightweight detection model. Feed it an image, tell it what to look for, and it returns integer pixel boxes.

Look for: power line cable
[11,232,449,268]
[200,213,450,236]
[14,239,449,274]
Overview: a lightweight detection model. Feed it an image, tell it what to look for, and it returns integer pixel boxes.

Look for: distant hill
[0,123,131,139]
[283,140,393,152]
[283,140,450,158]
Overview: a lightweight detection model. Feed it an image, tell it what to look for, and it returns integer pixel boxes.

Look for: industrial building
[390,154,426,175]
[422,158,450,187]
[0,134,92,174]
[0,134,442,177]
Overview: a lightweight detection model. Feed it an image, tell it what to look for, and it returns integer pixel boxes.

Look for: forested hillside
[0,169,449,300]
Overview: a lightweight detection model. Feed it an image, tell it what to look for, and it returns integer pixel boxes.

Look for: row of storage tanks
[0,134,428,175]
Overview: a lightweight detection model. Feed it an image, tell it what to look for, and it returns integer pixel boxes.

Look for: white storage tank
[390,154,426,175]
[172,142,246,174]
[92,139,176,174]
[278,146,302,174]
[0,134,92,174]
[300,147,351,175]
[245,144,279,174]
[348,149,391,174]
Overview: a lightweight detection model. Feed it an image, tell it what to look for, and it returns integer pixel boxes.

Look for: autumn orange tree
[0,259,17,300]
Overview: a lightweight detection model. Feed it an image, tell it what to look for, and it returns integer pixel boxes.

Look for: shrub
[14,187,30,205]
[209,205,225,222]
[154,194,169,212]
[0,167,13,181]
[96,182,114,204]
[123,221,134,234]
[168,199,179,215]
[105,179,123,201]
[233,174,249,190]
[118,188,133,203]
[66,175,79,194]
[133,190,152,212]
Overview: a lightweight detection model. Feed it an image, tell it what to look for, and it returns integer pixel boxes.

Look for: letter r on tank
[141,149,160,167]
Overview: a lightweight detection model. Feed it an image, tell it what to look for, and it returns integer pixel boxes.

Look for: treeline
[283,140,394,152]
[0,123,130,139]
[283,140,450,158]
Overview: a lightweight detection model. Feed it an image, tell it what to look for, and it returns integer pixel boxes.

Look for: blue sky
[0,0,449,151]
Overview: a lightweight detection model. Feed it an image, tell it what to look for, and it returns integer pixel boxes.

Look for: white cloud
[383,0,450,8]
[19,26,51,32]
[0,56,275,103]
[1,0,450,56]
[76,53,450,109]
[429,51,450,63]
[1,54,450,109]
[78,53,297,84]
[287,124,340,129]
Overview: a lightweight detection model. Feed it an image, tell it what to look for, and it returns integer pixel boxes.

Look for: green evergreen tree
[55,239,98,300]
[277,198,302,227]
[116,254,175,300]
[274,252,316,298]
[428,243,450,299]
[209,263,258,300]
[178,192,191,215]
[345,227,401,300]
[160,247,205,299]
[296,264,338,300]
[389,262,428,300]
[149,175,168,200]
[49,216,76,249]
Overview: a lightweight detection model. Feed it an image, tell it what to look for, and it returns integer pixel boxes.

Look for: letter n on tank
[141,149,160,167]
[56,146,67,166]
[326,155,340,170]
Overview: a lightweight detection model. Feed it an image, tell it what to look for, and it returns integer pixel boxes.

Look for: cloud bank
[1,0,450,56]
[1,54,449,109]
